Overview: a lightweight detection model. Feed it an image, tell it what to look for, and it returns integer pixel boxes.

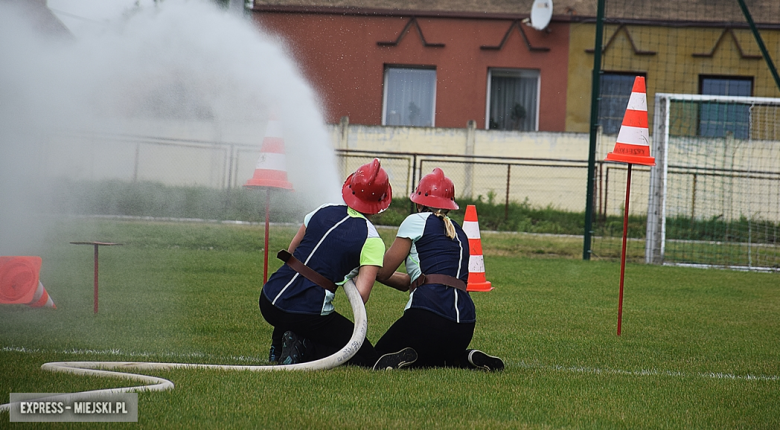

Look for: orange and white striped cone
[244,114,295,190]
[28,281,56,309]
[605,76,655,166]
[0,256,56,309]
[462,205,493,292]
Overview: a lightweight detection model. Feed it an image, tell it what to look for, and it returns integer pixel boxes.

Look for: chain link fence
[38,131,251,189]
[336,149,611,225]
[36,131,752,263]
[36,132,644,233]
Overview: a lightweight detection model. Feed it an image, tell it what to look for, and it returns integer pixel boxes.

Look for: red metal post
[263,188,271,284]
[70,241,122,315]
[617,164,632,336]
[93,244,99,314]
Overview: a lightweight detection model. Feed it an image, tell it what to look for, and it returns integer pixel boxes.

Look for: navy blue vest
[400,213,476,323]
[262,204,379,315]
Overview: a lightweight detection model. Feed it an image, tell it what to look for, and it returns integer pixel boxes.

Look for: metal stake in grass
[603,76,655,336]
[245,186,293,284]
[616,165,632,336]
[243,113,295,284]
[70,241,122,314]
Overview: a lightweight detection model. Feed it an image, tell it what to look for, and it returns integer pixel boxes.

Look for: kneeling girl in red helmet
[259,159,417,369]
[375,168,504,371]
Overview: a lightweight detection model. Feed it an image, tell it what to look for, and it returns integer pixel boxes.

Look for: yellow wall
[566,23,780,133]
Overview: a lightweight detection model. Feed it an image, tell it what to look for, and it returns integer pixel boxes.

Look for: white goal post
[646,93,780,271]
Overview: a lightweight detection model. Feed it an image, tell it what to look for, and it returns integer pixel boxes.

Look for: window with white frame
[699,76,752,139]
[486,69,539,131]
[598,73,642,135]
[383,66,436,127]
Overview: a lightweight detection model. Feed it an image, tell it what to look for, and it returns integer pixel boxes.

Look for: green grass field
[1,219,779,428]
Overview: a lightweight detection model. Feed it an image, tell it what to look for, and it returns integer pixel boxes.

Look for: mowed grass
[1,219,779,429]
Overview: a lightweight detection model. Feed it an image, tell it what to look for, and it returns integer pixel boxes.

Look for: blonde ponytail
[433,210,456,239]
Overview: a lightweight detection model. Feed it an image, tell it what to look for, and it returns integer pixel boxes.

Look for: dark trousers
[259,292,379,368]
[375,308,475,369]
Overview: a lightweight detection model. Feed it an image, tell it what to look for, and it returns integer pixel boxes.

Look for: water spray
[1,0,358,412]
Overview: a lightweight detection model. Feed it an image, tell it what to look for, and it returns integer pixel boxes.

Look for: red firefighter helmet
[341,158,393,214]
[410,168,458,210]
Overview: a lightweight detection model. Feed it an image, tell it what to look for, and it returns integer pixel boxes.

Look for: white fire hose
[0,279,367,412]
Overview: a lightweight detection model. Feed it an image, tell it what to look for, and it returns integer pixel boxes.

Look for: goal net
[646,93,780,271]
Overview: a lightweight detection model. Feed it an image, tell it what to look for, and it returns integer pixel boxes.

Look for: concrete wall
[34,117,776,222]
[331,120,590,158]
[329,120,600,213]
[330,121,780,222]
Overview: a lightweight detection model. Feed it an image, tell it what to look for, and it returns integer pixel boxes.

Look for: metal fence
[41,131,256,189]
[51,131,773,218]
[40,132,632,225]
[40,131,780,268]
[335,149,598,216]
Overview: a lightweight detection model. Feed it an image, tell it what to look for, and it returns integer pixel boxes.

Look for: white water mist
[0,0,342,255]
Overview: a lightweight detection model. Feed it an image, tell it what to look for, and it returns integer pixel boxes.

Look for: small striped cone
[462,205,493,292]
[28,281,56,309]
[0,256,56,309]
[605,76,655,166]
[244,114,295,189]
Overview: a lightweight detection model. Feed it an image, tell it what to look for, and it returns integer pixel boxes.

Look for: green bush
[44,179,308,223]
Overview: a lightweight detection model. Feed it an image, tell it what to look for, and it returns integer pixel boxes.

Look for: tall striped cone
[605,76,655,166]
[244,114,295,189]
[462,205,493,292]
[0,256,56,309]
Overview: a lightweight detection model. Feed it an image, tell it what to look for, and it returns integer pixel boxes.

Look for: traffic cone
[462,205,493,292]
[0,256,56,309]
[244,114,295,190]
[28,280,56,308]
[605,76,655,166]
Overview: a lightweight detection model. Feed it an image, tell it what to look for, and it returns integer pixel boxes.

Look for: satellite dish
[529,0,553,31]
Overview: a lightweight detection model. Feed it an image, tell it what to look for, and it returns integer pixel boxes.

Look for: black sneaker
[279,331,309,365]
[269,330,283,363]
[268,344,279,364]
[372,347,418,370]
[467,350,505,372]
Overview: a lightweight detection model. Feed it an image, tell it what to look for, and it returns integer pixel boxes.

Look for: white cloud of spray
[0,0,343,255]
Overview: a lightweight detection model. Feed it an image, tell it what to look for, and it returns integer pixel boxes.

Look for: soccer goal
[646,94,780,271]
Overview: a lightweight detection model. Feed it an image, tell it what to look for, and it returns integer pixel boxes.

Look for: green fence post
[737,0,780,93]
[583,0,606,260]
